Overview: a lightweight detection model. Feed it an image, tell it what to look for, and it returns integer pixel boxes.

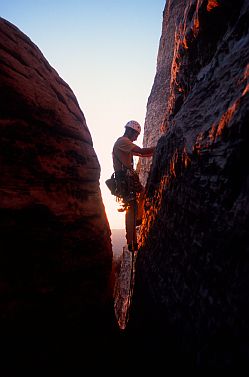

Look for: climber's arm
[132,145,155,157]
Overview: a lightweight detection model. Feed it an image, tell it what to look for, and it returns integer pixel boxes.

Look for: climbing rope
[113,194,139,329]
[124,248,135,326]
[124,196,137,326]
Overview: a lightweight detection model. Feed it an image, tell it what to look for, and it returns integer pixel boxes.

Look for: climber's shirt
[112,136,136,171]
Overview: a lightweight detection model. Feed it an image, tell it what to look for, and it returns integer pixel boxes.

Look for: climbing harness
[106,149,143,211]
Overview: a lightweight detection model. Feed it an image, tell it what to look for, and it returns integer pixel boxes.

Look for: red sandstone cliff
[0,17,116,364]
[129,0,249,367]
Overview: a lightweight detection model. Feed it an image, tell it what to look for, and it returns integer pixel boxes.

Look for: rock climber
[112,120,155,252]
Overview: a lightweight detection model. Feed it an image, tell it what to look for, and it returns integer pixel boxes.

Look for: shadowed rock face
[129,0,249,367]
[0,17,114,345]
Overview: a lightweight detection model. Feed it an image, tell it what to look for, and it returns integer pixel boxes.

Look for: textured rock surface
[0,17,117,362]
[139,0,185,186]
[129,0,249,367]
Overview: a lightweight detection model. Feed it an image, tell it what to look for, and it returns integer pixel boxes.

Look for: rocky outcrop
[0,17,116,361]
[140,0,185,186]
[129,0,249,367]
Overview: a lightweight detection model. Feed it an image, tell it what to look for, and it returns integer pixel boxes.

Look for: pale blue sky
[1,0,165,229]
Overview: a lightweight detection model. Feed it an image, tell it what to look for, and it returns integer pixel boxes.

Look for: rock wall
[129,0,249,367]
[140,0,185,186]
[0,17,116,362]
